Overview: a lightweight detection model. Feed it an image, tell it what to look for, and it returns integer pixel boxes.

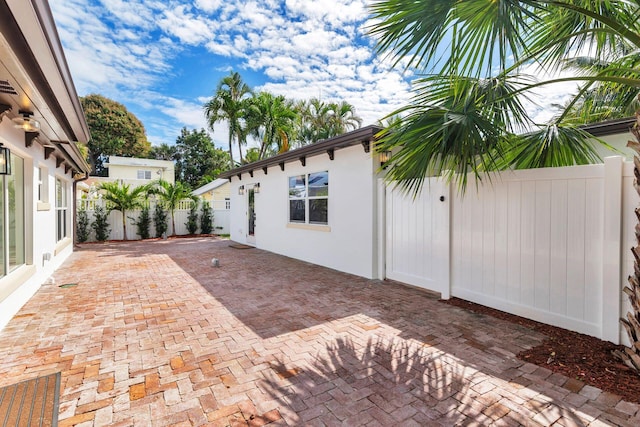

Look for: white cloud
[157,6,215,45]
[519,64,581,124]
[194,0,223,13]
[50,0,174,96]
[96,0,159,29]
[285,0,367,25]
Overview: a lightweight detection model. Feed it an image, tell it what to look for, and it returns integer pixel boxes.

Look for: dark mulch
[442,297,640,404]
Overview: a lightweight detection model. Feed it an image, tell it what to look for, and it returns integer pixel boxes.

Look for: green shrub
[134,205,151,239]
[200,201,213,234]
[77,207,90,242]
[92,205,111,241]
[186,202,199,234]
[153,203,168,238]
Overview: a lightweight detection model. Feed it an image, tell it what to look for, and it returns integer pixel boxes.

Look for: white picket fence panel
[385,156,628,344]
[77,199,230,241]
[450,162,610,339]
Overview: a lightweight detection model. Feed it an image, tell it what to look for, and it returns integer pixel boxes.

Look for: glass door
[247,187,256,245]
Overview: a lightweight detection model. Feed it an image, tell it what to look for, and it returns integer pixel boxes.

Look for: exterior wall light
[253,183,260,193]
[12,110,40,132]
[0,143,12,175]
[379,151,392,168]
[238,185,245,195]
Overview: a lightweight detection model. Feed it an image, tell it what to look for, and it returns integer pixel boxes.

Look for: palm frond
[497,125,608,169]
[369,0,535,76]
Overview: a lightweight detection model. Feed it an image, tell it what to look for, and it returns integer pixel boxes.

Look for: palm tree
[148,143,177,161]
[150,179,198,236]
[247,91,298,159]
[327,101,362,136]
[369,1,640,369]
[204,72,252,166]
[99,181,150,240]
[293,98,361,145]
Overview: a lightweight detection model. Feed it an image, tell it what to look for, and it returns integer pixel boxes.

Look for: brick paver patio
[0,237,638,426]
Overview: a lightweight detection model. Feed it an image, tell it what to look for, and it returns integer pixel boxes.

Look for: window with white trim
[38,166,48,203]
[288,171,328,225]
[225,197,230,210]
[56,177,68,241]
[137,170,152,180]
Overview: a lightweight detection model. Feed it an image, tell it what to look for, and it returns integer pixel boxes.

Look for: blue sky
[49,0,577,155]
[48,0,414,153]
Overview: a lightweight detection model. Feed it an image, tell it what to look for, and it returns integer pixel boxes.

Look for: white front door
[385,178,450,298]
[246,187,256,245]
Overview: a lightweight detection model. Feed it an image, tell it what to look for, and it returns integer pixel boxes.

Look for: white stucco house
[82,155,174,196]
[192,178,231,234]
[0,1,91,329]
[192,178,231,209]
[104,155,174,184]
[220,126,384,279]
[220,119,639,345]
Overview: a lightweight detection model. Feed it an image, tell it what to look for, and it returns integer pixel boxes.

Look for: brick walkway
[0,237,638,426]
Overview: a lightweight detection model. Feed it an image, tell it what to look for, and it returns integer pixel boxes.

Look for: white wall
[0,119,78,330]
[229,144,380,279]
[593,132,635,161]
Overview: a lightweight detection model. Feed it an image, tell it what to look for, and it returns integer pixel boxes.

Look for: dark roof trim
[220,125,382,179]
[580,117,635,137]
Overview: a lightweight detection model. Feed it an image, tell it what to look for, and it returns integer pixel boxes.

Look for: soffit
[0,0,90,173]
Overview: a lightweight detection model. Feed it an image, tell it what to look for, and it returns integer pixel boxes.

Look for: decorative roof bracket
[327,149,334,161]
[25,131,39,148]
[361,140,370,153]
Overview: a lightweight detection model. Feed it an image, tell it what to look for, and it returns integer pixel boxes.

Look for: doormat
[229,244,254,249]
[0,372,60,426]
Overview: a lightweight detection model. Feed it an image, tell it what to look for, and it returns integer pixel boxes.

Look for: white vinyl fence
[385,156,634,345]
[77,199,230,242]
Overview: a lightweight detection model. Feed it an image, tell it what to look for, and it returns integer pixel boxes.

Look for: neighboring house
[220,120,639,346]
[0,1,91,329]
[192,178,231,234]
[583,116,636,160]
[85,155,174,191]
[192,178,231,210]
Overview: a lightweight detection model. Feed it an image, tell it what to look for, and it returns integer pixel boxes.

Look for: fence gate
[385,178,450,298]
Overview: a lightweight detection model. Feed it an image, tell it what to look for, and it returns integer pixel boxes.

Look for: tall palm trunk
[122,212,128,241]
[227,132,234,166]
[238,135,244,164]
[615,105,640,372]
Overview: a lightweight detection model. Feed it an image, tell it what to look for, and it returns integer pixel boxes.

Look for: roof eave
[3,0,91,145]
[219,125,382,180]
[580,117,636,137]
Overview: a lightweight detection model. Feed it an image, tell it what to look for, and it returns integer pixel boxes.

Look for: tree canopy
[203,73,363,164]
[81,94,151,176]
[174,128,230,189]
